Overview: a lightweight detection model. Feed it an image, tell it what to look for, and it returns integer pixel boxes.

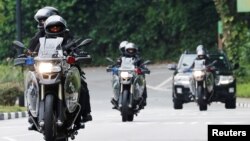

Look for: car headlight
[174,75,191,85]
[37,62,61,73]
[218,75,234,85]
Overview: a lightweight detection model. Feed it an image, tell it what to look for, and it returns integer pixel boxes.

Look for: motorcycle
[13,37,92,141]
[106,57,150,122]
[190,59,216,111]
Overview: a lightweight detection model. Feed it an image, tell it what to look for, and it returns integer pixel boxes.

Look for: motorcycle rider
[119,40,128,56]
[44,15,92,127]
[27,6,59,53]
[191,45,210,68]
[28,8,92,131]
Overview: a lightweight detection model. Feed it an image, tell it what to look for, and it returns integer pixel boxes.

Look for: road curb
[0,111,28,120]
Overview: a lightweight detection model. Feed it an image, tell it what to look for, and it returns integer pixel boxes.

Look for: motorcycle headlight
[218,75,234,85]
[37,62,61,73]
[193,70,205,80]
[120,71,129,79]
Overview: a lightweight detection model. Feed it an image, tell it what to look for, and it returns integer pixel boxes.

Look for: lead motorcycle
[190,59,216,111]
[106,57,150,122]
[13,37,92,141]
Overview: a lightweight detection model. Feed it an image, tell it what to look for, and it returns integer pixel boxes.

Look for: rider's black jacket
[27,29,45,53]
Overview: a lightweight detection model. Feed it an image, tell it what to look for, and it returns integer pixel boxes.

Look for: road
[0,64,250,141]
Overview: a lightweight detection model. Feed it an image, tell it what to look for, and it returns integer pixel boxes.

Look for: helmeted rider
[191,44,210,68]
[27,6,59,53]
[119,40,128,56]
[44,15,92,128]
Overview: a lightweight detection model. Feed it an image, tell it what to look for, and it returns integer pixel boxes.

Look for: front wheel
[56,138,68,141]
[44,94,56,141]
[121,90,134,122]
[197,85,207,111]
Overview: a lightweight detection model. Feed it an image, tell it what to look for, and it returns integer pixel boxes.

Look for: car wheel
[173,98,183,109]
[225,97,236,109]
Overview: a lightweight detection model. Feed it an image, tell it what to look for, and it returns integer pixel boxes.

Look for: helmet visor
[48,25,63,33]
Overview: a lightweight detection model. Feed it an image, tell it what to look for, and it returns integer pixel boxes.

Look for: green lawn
[237,83,250,98]
[0,105,26,113]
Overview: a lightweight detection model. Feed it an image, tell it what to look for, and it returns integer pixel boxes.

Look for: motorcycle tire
[121,90,134,122]
[44,94,56,141]
[197,86,207,111]
[56,138,68,141]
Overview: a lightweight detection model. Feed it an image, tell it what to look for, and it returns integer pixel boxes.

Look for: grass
[237,83,250,98]
[0,105,26,113]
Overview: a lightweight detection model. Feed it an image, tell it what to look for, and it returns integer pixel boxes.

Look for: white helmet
[124,42,138,57]
[44,15,67,37]
[196,45,206,59]
[119,41,128,53]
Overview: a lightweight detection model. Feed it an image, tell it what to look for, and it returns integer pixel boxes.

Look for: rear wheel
[44,94,56,141]
[197,86,207,111]
[173,98,183,109]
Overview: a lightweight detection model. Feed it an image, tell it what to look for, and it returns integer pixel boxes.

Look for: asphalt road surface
[0,64,250,141]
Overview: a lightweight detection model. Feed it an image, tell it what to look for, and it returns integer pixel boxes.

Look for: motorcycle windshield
[119,57,135,70]
[37,37,64,59]
[193,60,205,70]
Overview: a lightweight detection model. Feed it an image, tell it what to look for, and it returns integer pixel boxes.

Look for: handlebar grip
[106,68,112,72]
[76,55,92,64]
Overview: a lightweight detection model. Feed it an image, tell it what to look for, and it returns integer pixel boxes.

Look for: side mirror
[13,40,25,49]
[78,38,92,48]
[167,63,177,70]
[142,60,151,66]
[106,57,114,63]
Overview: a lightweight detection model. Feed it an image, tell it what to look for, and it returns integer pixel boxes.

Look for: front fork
[37,84,65,129]
[195,81,207,100]
[118,84,133,108]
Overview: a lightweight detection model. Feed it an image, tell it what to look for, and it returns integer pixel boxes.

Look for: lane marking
[155,77,172,89]
[146,85,171,92]
[2,137,16,141]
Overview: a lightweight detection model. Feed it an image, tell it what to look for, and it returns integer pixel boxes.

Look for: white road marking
[2,137,16,141]
[146,85,171,92]
[155,77,172,89]
[146,77,172,91]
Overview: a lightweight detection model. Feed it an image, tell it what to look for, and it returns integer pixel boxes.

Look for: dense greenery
[0,0,219,64]
[0,61,24,105]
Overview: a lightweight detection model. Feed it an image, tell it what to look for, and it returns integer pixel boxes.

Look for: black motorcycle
[106,57,150,122]
[13,37,92,141]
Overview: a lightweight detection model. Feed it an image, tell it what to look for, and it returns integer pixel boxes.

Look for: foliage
[0,105,26,112]
[213,0,250,79]
[0,82,23,106]
[0,0,218,65]
[237,83,250,98]
[0,62,24,106]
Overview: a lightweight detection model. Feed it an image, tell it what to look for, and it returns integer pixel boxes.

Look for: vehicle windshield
[209,54,230,70]
[178,54,196,70]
